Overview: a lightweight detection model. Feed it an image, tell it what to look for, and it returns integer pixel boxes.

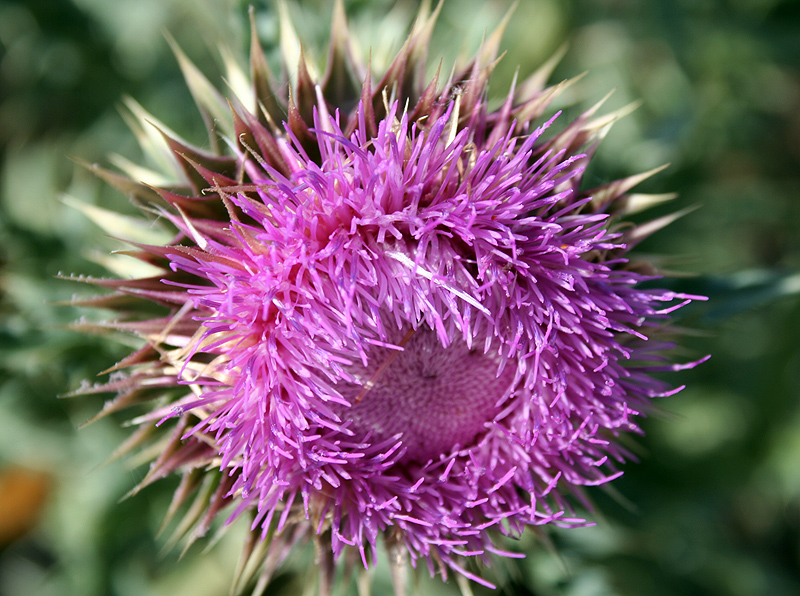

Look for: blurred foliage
[0,0,798,595]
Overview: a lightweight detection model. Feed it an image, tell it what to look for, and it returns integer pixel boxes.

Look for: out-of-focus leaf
[679,270,800,322]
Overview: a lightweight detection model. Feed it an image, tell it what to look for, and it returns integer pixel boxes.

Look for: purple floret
[147,100,700,586]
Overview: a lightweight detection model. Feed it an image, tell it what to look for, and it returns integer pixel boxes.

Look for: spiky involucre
[69,2,704,593]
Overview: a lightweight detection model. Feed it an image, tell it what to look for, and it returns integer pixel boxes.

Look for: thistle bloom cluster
[70,3,704,592]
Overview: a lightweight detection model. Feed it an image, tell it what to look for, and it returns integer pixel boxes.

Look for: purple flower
[70,3,705,592]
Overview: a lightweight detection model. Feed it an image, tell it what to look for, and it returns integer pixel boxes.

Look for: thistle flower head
[69,2,705,592]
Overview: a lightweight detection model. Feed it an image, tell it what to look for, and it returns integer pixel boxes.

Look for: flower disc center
[338,328,516,463]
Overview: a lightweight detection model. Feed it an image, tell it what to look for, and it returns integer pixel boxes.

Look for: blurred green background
[1,0,799,594]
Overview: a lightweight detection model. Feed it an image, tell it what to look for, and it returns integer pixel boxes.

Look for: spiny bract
[68,1,704,593]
